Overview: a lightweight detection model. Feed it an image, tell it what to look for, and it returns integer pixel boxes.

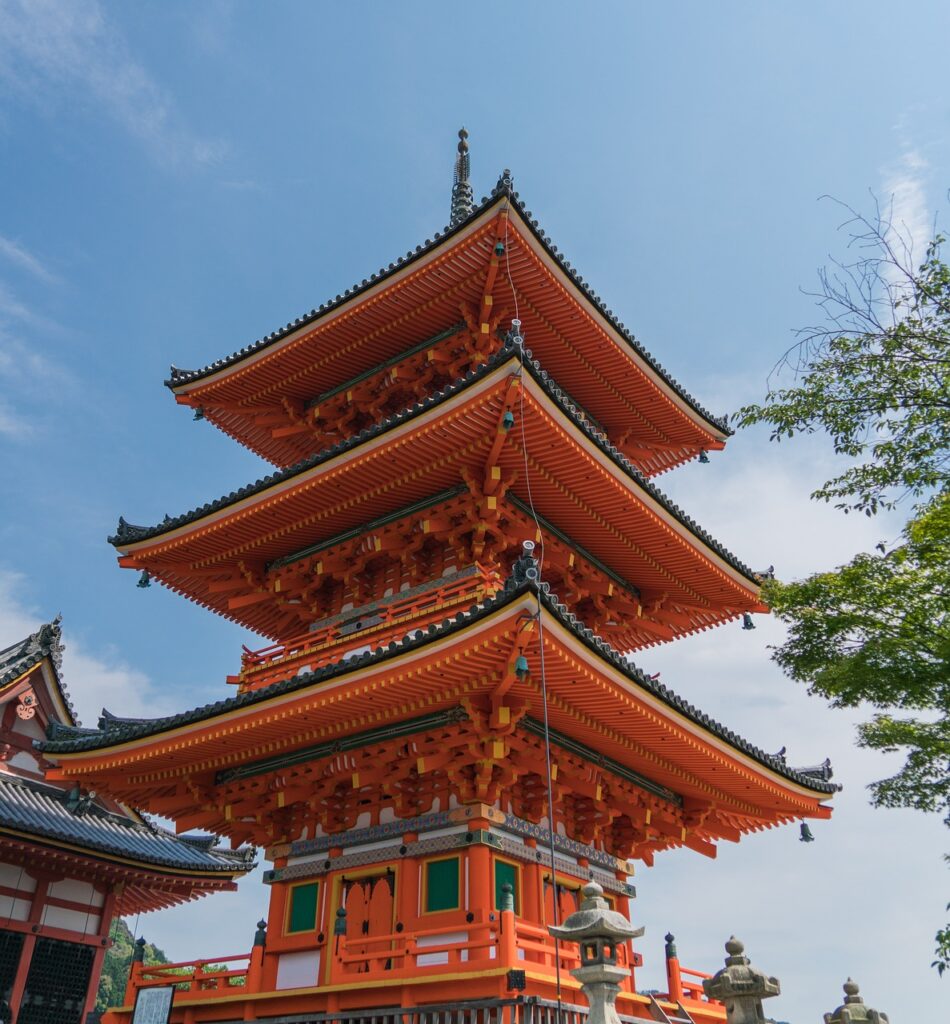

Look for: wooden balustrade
[678,965,714,1002]
[115,917,718,1023]
[237,568,504,689]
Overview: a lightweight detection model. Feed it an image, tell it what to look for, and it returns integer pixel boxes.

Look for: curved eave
[168,193,727,468]
[0,825,249,881]
[115,354,759,593]
[40,586,835,814]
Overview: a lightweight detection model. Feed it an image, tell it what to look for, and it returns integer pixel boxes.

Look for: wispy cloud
[0,568,178,724]
[0,400,30,438]
[0,235,55,283]
[0,0,225,167]
[880,146,932,278]
[0,330,75,438]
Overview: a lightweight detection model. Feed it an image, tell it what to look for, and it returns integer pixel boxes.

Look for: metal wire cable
[502,200,563,1017]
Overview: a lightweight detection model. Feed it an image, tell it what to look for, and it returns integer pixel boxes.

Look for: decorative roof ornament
[494,168,514,195]
[823,978,889,1024]
[702,937,780,1024]
[548,882,644,1024]
[450,128,474,226]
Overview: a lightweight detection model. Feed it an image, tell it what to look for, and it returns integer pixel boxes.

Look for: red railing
[333,920,500,977]
[127,953,252,999]
[237,567,504,690]
[116,915,722,1023]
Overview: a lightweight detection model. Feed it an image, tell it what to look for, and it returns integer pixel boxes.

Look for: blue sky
[1,2,948,1020]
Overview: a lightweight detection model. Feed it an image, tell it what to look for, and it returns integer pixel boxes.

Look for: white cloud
[0,0,225,167]
[0,568,178,724]
[880,146,932,291]
[0,235,55,284]
[0,400,30,438]
[632,428,944,1021]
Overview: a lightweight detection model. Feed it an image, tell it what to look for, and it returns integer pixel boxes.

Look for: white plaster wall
[48,879,104,906]
[0,863,36,892]
[275,950,321,989]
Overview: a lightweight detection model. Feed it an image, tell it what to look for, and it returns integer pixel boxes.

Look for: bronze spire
[450,127,474,225]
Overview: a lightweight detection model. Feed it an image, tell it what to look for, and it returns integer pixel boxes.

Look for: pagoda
[41,132,837,1024]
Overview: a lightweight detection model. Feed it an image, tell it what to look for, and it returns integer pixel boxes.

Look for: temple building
[0,619,254,1024]
[40,132,837,1024]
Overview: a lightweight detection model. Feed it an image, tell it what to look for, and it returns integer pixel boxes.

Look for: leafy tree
[96,918,170,1013]
[736,198,950,972]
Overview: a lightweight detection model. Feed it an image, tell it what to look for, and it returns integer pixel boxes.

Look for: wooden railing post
[499,883,517,967]
[245,919,267,994]
[124,937,146,1005]
[665,932,684,1003]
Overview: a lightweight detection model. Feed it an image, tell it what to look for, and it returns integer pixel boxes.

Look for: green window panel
[494,859,520,914]
[425,857,460,912]
[287,881,319,934]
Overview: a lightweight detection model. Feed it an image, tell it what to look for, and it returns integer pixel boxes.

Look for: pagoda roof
[113,346,757,586]
[0,617,78,725]
[39,575,836,802]
[0,773,254,876]
[164,182,728,473]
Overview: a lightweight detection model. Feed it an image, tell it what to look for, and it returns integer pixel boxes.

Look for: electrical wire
[502,199,563,1018]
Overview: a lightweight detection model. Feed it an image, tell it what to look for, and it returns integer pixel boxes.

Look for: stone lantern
[548,882,644,1024]
[702,937,780,1024]
[823,979,889,1024]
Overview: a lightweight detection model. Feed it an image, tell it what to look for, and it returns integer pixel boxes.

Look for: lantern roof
[549,882,645,944]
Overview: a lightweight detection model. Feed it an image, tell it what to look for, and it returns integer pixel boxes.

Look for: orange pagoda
[41,131,837,1024]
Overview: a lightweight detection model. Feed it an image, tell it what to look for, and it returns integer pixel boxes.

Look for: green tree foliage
[96,918,170,1013]
[736,200,950,972]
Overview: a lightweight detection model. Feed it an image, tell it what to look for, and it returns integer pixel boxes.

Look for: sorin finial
[450,127,474,226]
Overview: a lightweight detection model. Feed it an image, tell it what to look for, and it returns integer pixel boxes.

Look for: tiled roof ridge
[38,567,838,797]
[0,773,255,871]
[113,347,758,584]
[165,179,728,436]
[0,616,80,726]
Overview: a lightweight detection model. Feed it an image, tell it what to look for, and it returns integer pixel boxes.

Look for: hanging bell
[193,407,205,421]
[494,241,506,256]
[742,612,755,630]
[698,449,710,464]
[502,410,515,431]
[137,571,151,589]
[514,654,530,681]
[799,823,815,843]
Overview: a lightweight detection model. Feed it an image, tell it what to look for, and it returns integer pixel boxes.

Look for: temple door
[544,880,581,971]
[340,871,395,974]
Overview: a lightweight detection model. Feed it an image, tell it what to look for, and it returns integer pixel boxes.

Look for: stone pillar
[823,979,889,1024]
[702,937,780,1024]
[548,882,644,1024]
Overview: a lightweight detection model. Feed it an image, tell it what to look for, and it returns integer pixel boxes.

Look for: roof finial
[450,127,474,226]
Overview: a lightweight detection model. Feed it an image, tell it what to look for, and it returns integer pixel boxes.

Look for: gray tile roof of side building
[38,568,839,799]
[165,175,729,437]
[114,344,760,585]
[0,618,79,725]
[0,774,255,873]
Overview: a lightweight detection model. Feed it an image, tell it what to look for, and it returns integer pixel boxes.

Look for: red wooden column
[9,876,48,1019]
[465,818,494,965]
[82,885,118,1020]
